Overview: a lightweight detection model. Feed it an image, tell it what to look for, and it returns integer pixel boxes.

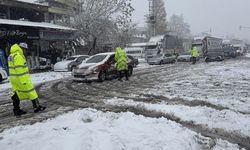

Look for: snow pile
[0,109,241,150]
[246,53,250,58]
[143,59,250,113]
[105,98,250,137]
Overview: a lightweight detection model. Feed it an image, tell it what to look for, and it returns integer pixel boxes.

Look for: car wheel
[217,56,223,61]
[172,59,177,63]
[71,66,76,71]
[0,74,2,82]
[128,67,133,77]
[159,60,163,65]
[98,71,106,82]
[205,57,209,63]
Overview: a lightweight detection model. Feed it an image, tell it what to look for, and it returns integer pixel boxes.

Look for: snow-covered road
[0,56,250,150]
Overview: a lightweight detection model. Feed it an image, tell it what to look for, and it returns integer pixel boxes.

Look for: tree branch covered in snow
[73,0,134,54]
[168,14,191,39]
[146,0,168,37]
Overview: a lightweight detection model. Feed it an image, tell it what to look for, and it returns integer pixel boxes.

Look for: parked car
[205,49,225,62]
[223,46,237,58]
[148,53,176,65]
[54,55,89,72]
[72,52,135,82]
[177,51,192,62]
[127,55,139,67]
[0,67,8,82]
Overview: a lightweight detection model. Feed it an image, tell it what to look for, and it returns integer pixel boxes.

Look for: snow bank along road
[0,57,250,149]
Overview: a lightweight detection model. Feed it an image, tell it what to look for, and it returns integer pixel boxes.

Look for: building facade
[0,0,77,70]
[38,0,80,25]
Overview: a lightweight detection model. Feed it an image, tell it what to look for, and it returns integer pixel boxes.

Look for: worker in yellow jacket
[191,46,199,64]
[115,47,128,81]
[8,43,46,116]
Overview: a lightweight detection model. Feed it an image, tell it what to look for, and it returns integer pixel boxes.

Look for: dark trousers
[192,57,197,64]
[12,93,20,110]
[118,70,129,80]
[12,92,39,109]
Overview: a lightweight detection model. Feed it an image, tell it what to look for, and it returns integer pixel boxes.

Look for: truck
[124,42,147,59]
[192,36,224,62]
[145,35,183,64]
[230,39,246,56]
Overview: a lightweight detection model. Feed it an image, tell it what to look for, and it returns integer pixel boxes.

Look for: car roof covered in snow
[94,52,115,56]
[16,0,48,6]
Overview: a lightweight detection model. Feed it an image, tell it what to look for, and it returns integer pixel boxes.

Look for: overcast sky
[131,0,250,40]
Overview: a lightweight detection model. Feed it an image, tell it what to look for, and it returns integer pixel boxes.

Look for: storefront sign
[0,29,27,38]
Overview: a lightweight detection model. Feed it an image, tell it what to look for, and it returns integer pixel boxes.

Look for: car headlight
[86,67,99,74]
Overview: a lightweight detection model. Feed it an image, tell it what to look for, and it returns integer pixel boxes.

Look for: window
[77,56,89,62]
[165,54,172,57]
[66,56,77,61]
[86,55,107,63]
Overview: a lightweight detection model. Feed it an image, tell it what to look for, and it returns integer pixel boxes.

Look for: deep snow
[0,58,250,149]
[0,109,242,150]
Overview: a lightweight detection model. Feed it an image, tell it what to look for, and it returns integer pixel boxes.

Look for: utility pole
[148,0,158,36]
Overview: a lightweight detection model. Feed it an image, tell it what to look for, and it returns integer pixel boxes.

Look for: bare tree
[73,0,134,54]
[168,14,191,39]
[147,0,168,37]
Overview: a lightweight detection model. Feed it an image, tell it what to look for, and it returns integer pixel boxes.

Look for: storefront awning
[0,19,76,31]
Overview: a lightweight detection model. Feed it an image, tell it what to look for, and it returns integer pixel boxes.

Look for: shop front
[0,19,75,70]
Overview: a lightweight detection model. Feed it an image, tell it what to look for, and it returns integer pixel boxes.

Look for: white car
[54,55,89,72]
[148,53,176,65]
[0,67,8,82]
[177,51,192,62]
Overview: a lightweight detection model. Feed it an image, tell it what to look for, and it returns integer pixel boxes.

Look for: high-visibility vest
[8,44,38,100]
[115,47,128,71]
[192,47,199,57]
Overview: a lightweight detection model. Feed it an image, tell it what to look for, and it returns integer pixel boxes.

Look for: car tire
[205,57,209,63]
[0,74,2,82]
[98,71,106,82]
[128,67,133,77]
[159,60,163,65]
[71,66,76,71]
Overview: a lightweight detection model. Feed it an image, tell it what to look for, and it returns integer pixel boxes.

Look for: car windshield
[66,56,77,61]
[86,55,107,63]
[165,54,172,57]
[146,45,157,49]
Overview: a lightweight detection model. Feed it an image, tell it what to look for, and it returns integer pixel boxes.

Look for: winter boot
[12,94,27,116]
[32,99,46,113]
[13,109,27,116]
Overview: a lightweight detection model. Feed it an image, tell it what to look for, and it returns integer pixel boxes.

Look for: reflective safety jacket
[115,47,128,71]
[8,44,38,100]
[192,47,199,58]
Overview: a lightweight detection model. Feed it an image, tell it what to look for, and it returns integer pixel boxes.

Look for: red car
[72,52,134,82]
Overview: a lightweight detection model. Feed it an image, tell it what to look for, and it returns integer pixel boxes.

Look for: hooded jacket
[8,44,38,100]
[115,47,128,71]
[192,47,199,58]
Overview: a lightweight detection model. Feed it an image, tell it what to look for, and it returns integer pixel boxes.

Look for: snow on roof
[0,19,75,31]
[129,43,147,47]
[16,0,48,6]
[149,35,165,42]
[95,52,115,55]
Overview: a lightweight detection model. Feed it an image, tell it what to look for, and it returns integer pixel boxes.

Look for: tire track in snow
[38,81,250,149]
